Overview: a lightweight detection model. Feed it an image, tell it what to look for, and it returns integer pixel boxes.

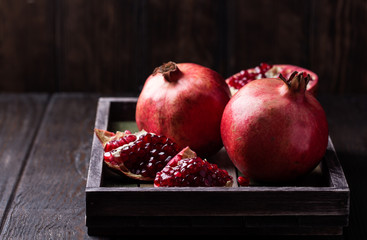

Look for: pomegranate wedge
[154,147,233,187]
[95,129,181,181]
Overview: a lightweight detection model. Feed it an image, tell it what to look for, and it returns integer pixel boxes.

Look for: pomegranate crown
[279,71,310,93]
[152,61,181,82]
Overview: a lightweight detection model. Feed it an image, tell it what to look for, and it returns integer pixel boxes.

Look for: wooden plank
[0,94,48,227]
[0,0,366,95]
[226,0,312,77]
[310,0,367,94]
[0,93,99,239]
[57,0,139,94]
[143,0,227,78]
[87,215,346,236]
[87,186,348,217]
[0,1,55,92]
[87,97,142,188]
[86,98,110,189]
[324,137,349,189]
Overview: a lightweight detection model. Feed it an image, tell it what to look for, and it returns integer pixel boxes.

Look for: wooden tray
[86,97,350,236]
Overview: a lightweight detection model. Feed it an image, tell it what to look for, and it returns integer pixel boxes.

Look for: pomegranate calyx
[279,71,310,93]
[153,61,182,82]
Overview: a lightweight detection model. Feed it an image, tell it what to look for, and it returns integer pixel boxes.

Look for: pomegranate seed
[104,152,113,162]
[227,63,273,90]
[237,176,250,186]
[104,134,137,152]
[259,62,272,72]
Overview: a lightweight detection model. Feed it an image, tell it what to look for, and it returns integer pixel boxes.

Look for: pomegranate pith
[154,147,233,187]
[95,129,181,181]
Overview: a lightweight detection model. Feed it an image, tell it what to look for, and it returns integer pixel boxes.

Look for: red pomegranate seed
[103,152,113,163]
[104,134,137,152]
[227,63,273,90]
[237,176,250,186]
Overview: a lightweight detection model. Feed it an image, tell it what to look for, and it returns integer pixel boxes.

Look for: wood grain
[0,94,99,239]
[0,94,48,227]
[143,0,227,78]
[0,0,55,92]
[0,0,366,94]
[57,0,138,94]
[226,0,310,75]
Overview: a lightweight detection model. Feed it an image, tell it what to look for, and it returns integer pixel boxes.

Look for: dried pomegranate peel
[94,129,181,181]
[154,147,233,187]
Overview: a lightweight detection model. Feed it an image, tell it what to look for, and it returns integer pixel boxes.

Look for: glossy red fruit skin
[136,62,231,157]
[221,76,328,183]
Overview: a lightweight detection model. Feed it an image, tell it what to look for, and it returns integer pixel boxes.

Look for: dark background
[0,0,366,95]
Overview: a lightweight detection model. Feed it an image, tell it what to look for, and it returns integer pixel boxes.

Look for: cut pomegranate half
[154,147,233,187]
[94,129,181,181]
[226,63,318,96]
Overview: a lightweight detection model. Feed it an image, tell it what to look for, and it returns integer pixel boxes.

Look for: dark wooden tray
[86,97,349,236]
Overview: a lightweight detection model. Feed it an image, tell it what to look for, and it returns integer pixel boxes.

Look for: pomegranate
[95,129,181,181]
[136,61,231,157]
[221,72,329,183]
[154,147,233,187]
[226,63,318,96]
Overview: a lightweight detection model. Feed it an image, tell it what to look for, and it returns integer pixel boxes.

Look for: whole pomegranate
[226,63,318,96]
[136,61,231,157]
[221,72,328,183]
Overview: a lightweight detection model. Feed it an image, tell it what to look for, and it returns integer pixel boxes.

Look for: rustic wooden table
[0,93,365,239]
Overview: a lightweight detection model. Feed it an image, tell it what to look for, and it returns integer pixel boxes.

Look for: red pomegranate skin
[226,63,319,96]
[221,77,328,182]
[276,64,318,95]
[136,62,231,157]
